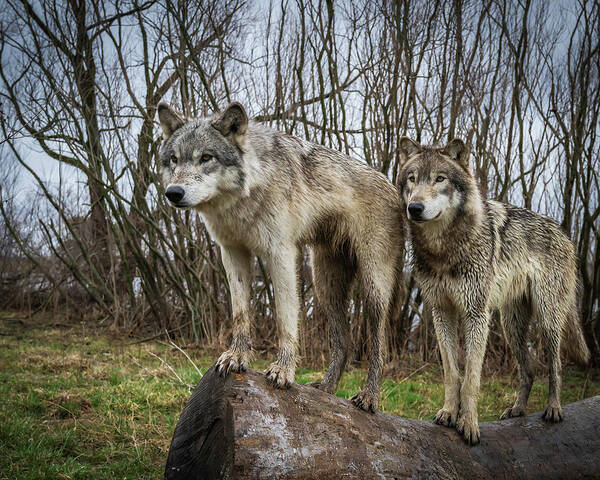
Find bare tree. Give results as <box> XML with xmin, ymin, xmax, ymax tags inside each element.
<box><xmin>1</xmin><ymin>0</ymin><xmax>598</xmax><ymax>367</ymax></box>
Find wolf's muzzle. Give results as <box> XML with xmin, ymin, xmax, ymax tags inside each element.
<box><xmin>408</xmin><ymin>202</ymin><xmax>425</xmax><ymax>220</ymax></box>
<box><xmin>166</xmin><ymin>186</ymin><xmax>185</xmax><ymax>204</ymax></box>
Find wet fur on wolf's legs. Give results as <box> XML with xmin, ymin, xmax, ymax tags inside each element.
<box><xmin>397</xmin><ymin>136</ymin><xmax>589</xmax><ymax>445</ymax></box>
<box><xmin>157</xmin><ymin>102</ymin><xmax>404</xmax><ymax>409</ymax></box>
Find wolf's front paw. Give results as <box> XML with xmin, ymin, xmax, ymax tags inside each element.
<box><xmin>434</xmin><ymin>408</ymin><xmax>458</xmax><ymax>427</ymax></box>
<box><xmin>500</xmin><ymin>405</ymin><xmax>525</xmax><ymax>420</ymax></box>
<box><xmin>542</xmin><ymin>404</ymin><xmax>563</xmax><ymax>423</ymax></box>
<box><xmin>266</xmin><ymin>362</ymin><xmax>294</xmax><ymax>389</ymax></box>
<box><xmin>216</xmin><ymin>349</ymin><xmax>250</xmax><ymax>377</ymax></box>
<box><xmin>351</xmin><ymin>390</ymin><xmax>379</xmax><ymax>413</ymax></box>
<box><xmin>456</xmin><ymin>412</ymin><xmax>480</xmax><ymax>446</ymax></box>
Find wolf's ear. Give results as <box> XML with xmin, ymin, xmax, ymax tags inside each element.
<box><xmin>399</xmin><ymin>137</ymin><xmax>422</xmax><ymax>163</ymax></box>
<box><xmin>442</xmin><ymin>138</ymin><xmax>469</xmax><ymax>169</ymax></box>
<box><xmin>157</xmin><ymin>102</ymin><xmax>185</xmax><ymax>140</ymax></box>
<box><xmin>211</xmin><ymin>102</ymin><xmax>248</xmax><ymax>141</ymax></box>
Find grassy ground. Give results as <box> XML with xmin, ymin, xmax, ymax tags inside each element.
<box><xmin>1</xmin><ymin>312</ymin><xmax>598</xmax><ymax>479</ymax></box>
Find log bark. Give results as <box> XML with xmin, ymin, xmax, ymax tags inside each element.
<box><xmin>165</xmin><ymin>367</ymin><xmax>600</xmax><ymax>479</ymax></box>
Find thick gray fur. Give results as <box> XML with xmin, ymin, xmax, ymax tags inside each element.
<box><xmin>157</xmin><ymin>102</ymin><xmax>405</xmax><ymax>412</ymax></box>
<box><xmin>397</xmin><ymin>137</ymin><xmax>590</xmax><ymax>445</ymax></box>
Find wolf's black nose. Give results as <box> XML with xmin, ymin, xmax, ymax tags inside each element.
<box><xmin>408</xmin><ymin>202</ymin><xmax>425</xmax><ymax>218</ymax></box>
<box><xmin>166</xmin><ymin>186</ymin><xmax>185</xmax><ymax>203</ymax></box>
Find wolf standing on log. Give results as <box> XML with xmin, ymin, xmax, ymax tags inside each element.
<box><xmin>156</xmin><ymin>102</ymin><xmax>404</xmax><ymax>412</ymax></box>
<box><xmin>397</xmin><ymin>137</ymin><xmax>590</xmax><ymax>445</ymax></box>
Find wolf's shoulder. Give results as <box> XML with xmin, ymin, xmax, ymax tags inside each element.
<box><xmin>486</xmin><ymin>199</ymin><xmax>567</xmax><ymax>239</ymax></box>
<box><xmin>492</xmin><ymin>200</ymin><xmax>559</xmax><ymax>225</ymax></box>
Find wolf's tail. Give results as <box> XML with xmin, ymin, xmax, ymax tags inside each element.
<box><xmin>564</xmin><ymin>307</ymin><xmax>591</xmax><ymax>366</ymax></box>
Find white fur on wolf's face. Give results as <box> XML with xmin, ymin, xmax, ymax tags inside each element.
<box><xmin>159</xmin><ymin>118</ymin><xmax>247</xmax><ymax>209</ymax></box>
<box><xmin>402</xmin><ymin>170</ymin><xmax>462</xmax><ymax>223</ymax></box>
<box><xmin>162</xmin><ymin>157</ymin><xmax>241</xmax><ymax>209</ymax></box>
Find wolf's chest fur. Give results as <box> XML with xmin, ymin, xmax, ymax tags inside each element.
<box><xmin>412</xmin><ymin>199</ymin><xmax>552</xmax><ymax>317</ymax></box>
<box><xmin>416</xmin><ymin>258</ymin><xmax>530</xmax><ymax>316</ymax></box>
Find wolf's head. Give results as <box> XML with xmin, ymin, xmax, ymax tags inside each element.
<box><xmin>397</xmin><ymin>137</ymin><xmax>474</xmax><ymax>225</ymax></box>
<box><xmin>156</xmin><ymin>102</ymin><xmax>249</xmax><ymax>209</ymax></box>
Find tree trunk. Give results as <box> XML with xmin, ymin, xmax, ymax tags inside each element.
<box><xmin>165</xmin><ymin>367</ymin><xmax>600</xmax><ymax>479</ymax></box>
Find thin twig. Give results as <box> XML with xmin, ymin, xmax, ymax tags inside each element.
<box><xmin>165</xmin><ymin>329</ymin><xmax>203</xmax><ymax>378</ymax></box>
<box><xmin>148</xmin><ymin>351</ymin><xmax>193</xmax><ymax>389</ymax></box>
<box><xmin>397</xmin><ymin>363</ymin><xmax>430</xmax><ymax>385</ymax></box>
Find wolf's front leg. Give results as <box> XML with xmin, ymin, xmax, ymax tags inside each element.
<box><xmin>216</xmin><ymin>246</ymin><xmax>253</xmax><ymax>376</ymax></box>
<box><xmin>432</xmin><ymin>307</ymin><xmax>461</xmax><ymax>428</ymax></box>
<box><xmin>457</xmin><ymin>311</ymin><xmax>490</xmax><ymax>446</ymax></box>
<box><xmin>265</xmin><ymin>248</ymin><xmax>299</xmax><ymax>389</ymax></box>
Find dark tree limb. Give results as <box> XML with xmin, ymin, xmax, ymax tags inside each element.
<box><xmin>165</xmin><ymin>367</ymin><xmax>600</xmax><ymax>479</ymax></box>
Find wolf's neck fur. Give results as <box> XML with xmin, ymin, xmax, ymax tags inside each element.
<box><xmin>410</xmin><ymin>186</ymin><xmax>485</xmax><ymax>261</ymax></box>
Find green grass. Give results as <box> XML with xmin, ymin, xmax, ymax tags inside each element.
<box><xmin>1</xmin><ymin>312</ymin><xmax>598</xmax><ymax>479</ymax></box>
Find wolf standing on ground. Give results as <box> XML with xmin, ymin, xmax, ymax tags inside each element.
<box><xmin>156</xmin><ymin>102</ymin><xmax>404</xmax><ymax>412</ymax></box>
<box><xmin>397</xmin><ymin>137</ymin><xmax>590</xmax><ymax>445</ymax></box>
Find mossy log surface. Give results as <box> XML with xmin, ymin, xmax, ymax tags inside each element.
<box><xmin>165</xmin><ymin>367</ymin><xmax>600</xmax><ymax>479</ymax></box>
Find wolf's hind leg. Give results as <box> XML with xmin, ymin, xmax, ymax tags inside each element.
<box><xmin>541</xmin><ymin>324</ymin><xmax>563</xmax><ymax>422</ymax></box>
<box><xmin>541</xmin><ymin>311</ymin><xmax>565</xmax><ymax>422</ymax></box>
<box><xmin>350</xmin><ymin>255</ymin><xmax>396</xmax><ymax>413</ymax></box>
<box><xmin>350</xmin><ymin>290</ymin><xmax>387</xmax><ymax>413</ymax></box>
<box><xmin>532</xmin><ymin>282</ymin><xmax>567</xmax><ymax>422</ymax></box>
<box><xmin>500</xmin><ymin>304</ymin><xmax>534</xmax><ymax>420</ymax></box>
<box><xmin>432</xmin><ymin>307</ymin><xmax>461</xmax><ymax>428</ymax></box>
<box><xmin>265</xmin><ymin>247</ymin><xmax>300</xmax><ymax>389</ymax></box>
<box><xmin>216</xmin><ymin>246</ymin><xmax>253</xmax><ymax>376</ymax></box>
<box><xmin>310</xmin><ymin>245</ymin><xmax>356</xmax><ymax>394</ymax></box>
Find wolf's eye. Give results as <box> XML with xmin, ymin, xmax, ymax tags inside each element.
<box><xmin>200</xmin><ymin>154</ymin><xmax>212</xmax><ymax>163</ymax></box>
<box><xmin>436</xmin><ymin>175</ymin><xmax>445</xmax><ymax>183</ymax></box>
<box><xmin>408</xmin><ymin>175</ymin><xmax>415</xmax><ymax>183</ymax></box>
<box><xmin>170</xmin><ymin>155</ymin><xmax>178</xmax><ymax>165</ymax></box>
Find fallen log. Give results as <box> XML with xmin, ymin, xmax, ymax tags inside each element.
<box><xmin>165</xmin><ymin>367</ymin><xmax>600</xmax><ymax>479</ymax></box>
